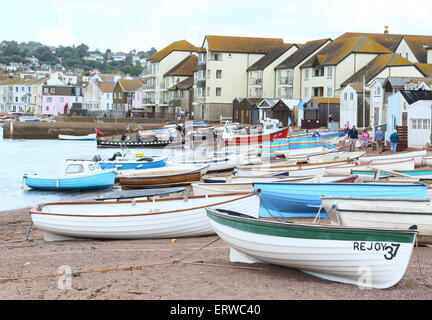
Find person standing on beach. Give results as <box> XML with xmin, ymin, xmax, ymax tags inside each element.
<box><xmin>390</xmin><ymin>130</ymin><xmax>400</xmax><ymax>154</ymax></box>
<box><xmin>375</xmin><ymin>127</ymin><xmax>384</xmax><ymax>154</ymax></box>
<box><xmin>361</xmin><ymin>129</ymin><xmax>370</xmax><ymax>150</ymax></box>
<box><xmin>347</xmin><ymin>125</ymin><xmax>358</xmax><ymax>152</ymax></box>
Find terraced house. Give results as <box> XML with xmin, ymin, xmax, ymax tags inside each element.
<box><xmin>194</xmin><ymin>35</ymin><xmax>286</xmax><ymax>121</ymax></box>
<box><xmin>143</xmin><ymin>40</ymin><xmax>203</xmax><ymax>117</ymax></box>
<box><xmin>274</xmin><ymin>38</ymin><xmax>332</xmax><ymax>100</ymax></box>
<box><xmin>112</xmin><ymin>78</ymin><xmax>145</xmax><ymax>115</ymax></box>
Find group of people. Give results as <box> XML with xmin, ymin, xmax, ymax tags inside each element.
<box><xmin>345</xmin><ymin>124</ymin><xmax>399</xmax><ymax>154</ymax></box>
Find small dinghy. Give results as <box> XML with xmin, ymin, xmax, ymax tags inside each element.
<box><xmin>29</xmin><ymin>193</ymin><xmax>260</xmax><ymax>241</ymax></box>
<box><xmin>58</xmin><ymin>133</ymin><xmax>97</xmax><ymax>141</ymax></box>
<box><xmin>206</xmin><ymin>208</ymin><xmax>417</xmax><ymax>289</ymax></box>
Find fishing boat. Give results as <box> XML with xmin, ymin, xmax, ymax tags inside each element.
<box><xmin>253</xmin><ymin>182</ymin><xmax>427</xmax><ymax>218</ymax></box>
<box><xmin>93</xmin><ymin>152</ymin><xmax>167</xmax><ymax>171</ymax></box>
<box><xmin>29</xmin><ymin>193</ymin><xmax>260</xmax><ymax>241</ymax></box>
<box><xmin>359</xmin><ymin>150</ymin><xmax>427</xmax><ymax>166</ymax></box>
<box><xmin>325</xmin><ymin>158</ymin><xmax>415</xmax><ymax>176</ymax></box>
<box><xmin>96</xmin><ymin>138</ymin><xmax>184</xmax><ymax>148</ymax></box>
<box><xmin>321</xmin><ymin>196</ymin><xmax>432</xmax><ymax>244</ymax></box>
<box><xmin>223</xmin><ymin>119</ymin><xmax>289</xmax><ymax>145</ymax></box>
<box><xmin>23</xmin><ymin>160</ymin><xmax>116</xmax><ymax>191</ymax></box>
<box><xmin>206</xmin><ymin>208</ymin><xmax>417</xmax><ymax>289</ymax></box>
<box><xmin>118</xmin><ymin>165</ymin><xmax>209</xmax><ymax>189</ymax></box>
<box><xmin>58</xmin><ymin>133</ymin><xmax>97</xmax><ymax>141</ymax></box>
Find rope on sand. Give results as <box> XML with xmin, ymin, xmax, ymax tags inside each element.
<box><xmin>0</xmin><ymin>237</ymin><xmax>263</xmax><ymax>283</ymax></box>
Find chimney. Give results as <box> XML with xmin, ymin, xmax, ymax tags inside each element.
<box><xmin>384</xmin><ymin>26</ymin><xmax>389</xmax><ymax>34</ymax></box>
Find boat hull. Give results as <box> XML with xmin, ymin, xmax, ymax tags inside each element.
<box><xmin>207</xmin><ymin>209</ymin><xmax>417</xmax><ymax>289</ymax></box>
<box><xmin>321</xmin><ymin>197</ymin><xmax>432</xmax><ymax>244</ymax></box>
<box><xmin>253</xmin><ymin>182</ymin><xmax>427</xmax><ymax>218</ymax></box>
<box><xmin>99</xmin><ymin>158</ymin><xmax>167</xmax><ymax>171</ymax></box>
<box><xmin>30</xmin><ymin>193</ymin><xmax>260</xmax><ymax>241</ymax></box>
<box><xmin>59</xmin><ymin>133</ymin><xmax>96</xmax><ymax>141</ymax></box>
<box><xmin>97</xmin><ymin>139</ymin><xmax>183</xmax><ymax>148</ymax></box>
<box><xmin>24</xmin><ymin>171</ymin><xmax>116</xmax><ymax>191</ymax></box>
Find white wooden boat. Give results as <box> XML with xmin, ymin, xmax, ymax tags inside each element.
<box><xmin>321</xmin><ymin>196</ymin><xmax>432</xmax><ymax>244</ymax></box>
<box><xmin>206</xmin><ymin>208</ymin><xmax>417</xmax><ymax>289</ymax></box>
<box><xmin>325</xmin><ymin>158</ymin><xmax>415</xmax><ymax>176</ymax></box>
<box><xmin>359</xmin><ymin>150</ymin><xmax>427</xmax><ymax>166</ymax></box>
<box><xmin>275</xmin><ymin>146</ymin><xmax>325</xmax><ymax>158</ymax></box>
<box><xmin>307</xmin><ymin>151</ymin><xmax>366</xmax><ymax>164</ymax></box>
<box><xmin>193</xmin><ymin>176</ymin><xmax>358</xmax><ymax>196</ymax></box>
<box><xmin>58</xmin><ymin>133</ymin><xmax>97</xmax><ymax>141</ymax></box>
<box><xmin>169</xmin><ymin>155</ymin><xmax>240</xmax><ymax>172</ymax></box>
<box><xmin>29</xmin><ymin>193</ymin><xmax>260</xmax><ymax>241</ymax></box>
<box><xmin>202</xmin><ymin>175</ymin><xmax>316</xmax><ymax>183</ymax></box>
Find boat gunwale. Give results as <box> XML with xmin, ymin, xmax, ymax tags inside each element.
<box><xmin>29</xmin><ymin>192</ymin><xmax>254</xmax><ymax>218</ymax></box>
<box><xmin>206</xmin><ymin>208</ymin><xmax>418</xmax><ymax>241</ymax></box>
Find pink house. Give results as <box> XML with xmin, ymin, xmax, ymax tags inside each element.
<box><xmin>42</xmin><ymin>85</ymin><xmax>83</xmax><ymax>116</ymax></box>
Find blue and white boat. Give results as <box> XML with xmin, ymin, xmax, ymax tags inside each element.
<box><xmin>253</xmin><ymin>182</ymin><xmax>428</xmax><ymax>218</ymax></box>
<box><xmin>23</xmin><ymin>160</ymin><xmax>116</xmax><ymax>191</ymax></box>
<box><xmin>94</xmin><ymin>152</ymin><xmax>167</xmax><ymax>171</ymax></box>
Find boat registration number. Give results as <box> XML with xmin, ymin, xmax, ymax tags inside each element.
<box><xmin>353</xmin><ymin>242</ymin><xmax>400</xmax><ymax>260</ymax></box>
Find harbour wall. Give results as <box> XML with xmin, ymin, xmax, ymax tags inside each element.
<box><xmin>2</xmin><ymin>121</ymin><xmax>165</xmax><ymax>139</ymax></box>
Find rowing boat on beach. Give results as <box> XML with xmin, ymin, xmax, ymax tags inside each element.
<box><xmin>325</xmin><ymin>158</ymin><xmax>415</xmax><ymax>176</ymax></box>
<box><xmin>359</xmin><ymin>150</ymin><xmax>427</xmax><ymax>166</ymax></box>
<box><xmin>29</xmin><ymin>193</ymin><xmax>260</xmax><ymax>241</ymax></box>
<box><xmin>253</xmin><ymin>182</ymin><xmax>427</xmax><ymax>218</ymax></box>
<box><xmin>321</xmin><ymin>196</ymin><xmax>432</xmax><ymax>244</ymax></box>
<box><xmin>206</xmin><ymin>208</ymin><xmax>417</xmax><ymax>289</ymax></box>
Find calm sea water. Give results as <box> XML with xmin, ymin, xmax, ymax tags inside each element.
<box><xmin>0</xmin><ymin>127</ymin><xmax>213</xmax><ymax>212</ymax></box>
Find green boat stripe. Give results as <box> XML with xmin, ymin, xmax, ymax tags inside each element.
<box><xmin>207</xmin><ymin>211</ymin><xmax>416</xmax><ymax>243</ymax></box>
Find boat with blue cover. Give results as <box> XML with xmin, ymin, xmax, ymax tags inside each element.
<box><xmin>253</xmin><ymin>182</ymin><xmax>428</xmax><ymax>218</ymax></box>
<box><xmin>23</xmin><ymin>160</ymin><xmax>116</xmax><ymax>191</ymax></box>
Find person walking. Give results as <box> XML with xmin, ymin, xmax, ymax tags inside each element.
<box><xmin>375</xmin><ymin>127</ymin><xmax>384</xmax><ymax>154</ymax></box>
<box><xmin>361</xmin><ymin>129</ymin><xmax>370</xmax><ymax>150</ymax></box>
<box><xmin>390</xmin><ymin>130</ymin><xmax>400</xmax><ymax>154</ymax></box>
<box><xmin>347</xmin><ymin>125</ymin><xmax>359</xmax><ymax>152</ymax></box>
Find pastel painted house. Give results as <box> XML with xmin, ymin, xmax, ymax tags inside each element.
<box><xmin>386</xmin><ymin>90</ymin><xmax>432</xmax><ymax>144</ymax></box>
<box><xmin>42</xmin><ymin>85</ymin><xmax>83</xmax><ymax>116</ymax></box>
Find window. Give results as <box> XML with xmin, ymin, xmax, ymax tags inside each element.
<box><xmin>327</xmin><ymin>86</ymin><xmax>333</xmax><ymax>97</ymax></box>
<box><xmin>50</xmin><ymin>88</ymin><xmax>55</xmax><ymax>94</ymax></box>
<box><xmin>304</xmin><ymin>69</ymin><xmax>309</xmax><ymax>80</ymax></box>
<box><xmin>350</xmin><ymin>93</ymin><xmax>354</xmax><ymax>100</ymax></box>
<box><xmin>216</xmin><ymin>70</ymin><xmax>222</xmax><ymax>79</ymax></box>
<box><xmin>44</xmin><ymin>88</ymin><xmax>48</xmax><ymax>94</ymax></box>
<box><xmin>46</xmin><ymin>106</ymin><xmax>49</xmax><ymax>111</ymax></box>
<box><xmin>216</xmin><ymin>87</ymin><xmax>222</xmax><ymax>96</ymax></box>
<box><xmin>119</xmin><ymin>92</ymin><xmax>122</xmax><ymax>99</ymax></box>
<box><xmin>314</xmin><ymin>67</ymin><xmax>324</xmax><ymax>77</ymax></box>
<box><xmin>66</xmin><ymin>164</ymin><xmax>84</xmax><ymax>174</ymax></box>
<box><xmin>304</xmin><ymin>87</ymin><xmax>309</xmax><ymax>97</ymax></box>
<box><xmin>15</xmin><ymin>87</ymin><xmax>18</xmax><ymax>92</ymax></box>
<box><xmin>213</xmin><ymin>53</ymin><xmax>220</xmax><ymax>61</ymax></box>
<box><xmin>114</xmin><ymin>92</ymin><xmax>117</xmax><ymax>99</ymax></box>
<box><xmin>88</xmin><ymin>164</ymin><xmax>95</xmax><ymax>171</ymax></box>
<box><xmin>375</xmin><ymin>87</ymin><xmax>381</xmax><ymax>96</ymax></box>
<box><xmin>327</xmin><ymin>67</ymin><xmax>333</xmax><ymax>78</ymax></box>
<box><xmin>15</xmin><ymin>97</ymin><xmax>18</xmax><ymax>102</ymax></box>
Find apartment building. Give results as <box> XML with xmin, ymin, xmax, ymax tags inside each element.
<box><xmin>194</xmin><ymin>35</ymin><xmax>286</xmax><ymax>121</ymax></box>
<box><xmin>274</xmin><ymin>38</ymin><xmax>332</xmax><ymax>100</ymax></box>
<box><xmin>143</xmin><ymin>40</ymin><xmax>202</xmax><ymax>115</ymax></box>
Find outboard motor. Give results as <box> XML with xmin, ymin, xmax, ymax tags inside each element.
<box><xmin>109</xmin><ymin>152</ymin><xmax>122</xmax><ymax>161</ymax></box>
<box><xmin>91</xmin><ymin>155</ymin><xmax>102</xmax><ymax>162</ymax></box>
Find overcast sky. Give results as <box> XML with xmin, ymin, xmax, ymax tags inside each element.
<box><xmin>2</xmin><ymin>0</ymin><xmax>432</xmax><ymax>53</ymax></box>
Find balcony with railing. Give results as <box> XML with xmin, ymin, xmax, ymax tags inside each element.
<box><xmin>248</xmin><ymin>78</ymin><xmax>263</xmax><ymax>87</ymax></box>
<box><xmin>278</xmin><ymin>76</ymin><xmax>293</xmax><ymax>86</ymax></box>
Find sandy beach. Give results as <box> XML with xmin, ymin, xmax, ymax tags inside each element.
<box><xmin>1</xmin><ymin>207</ymin><xmax>432</xmax><ymax>300</ymax></box>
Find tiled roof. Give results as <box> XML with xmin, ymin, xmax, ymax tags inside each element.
<box><xmin>163</xmin><ymin>55</ymin><xmax>198</xmax><ymax>77</ymax></box>
<box><xmin>148</xmin><ymin>40</ymin><xmax>202</xmax><ymax>62</ymax></box>
<box><xmin>340</xmin><ymin>32</ymin><xmax>403</xmax><ymax>52</ymax></box>
<box><xmin>118</xmin><ymin>79</ymin><xmax>145</xmax><ymax>92</ymax></box>
<box><xmin>247</xmin><ymin>44</ymin><xmax>296</xmax><ymax>71</ymax></box>
<box><xmin>405</xmin><ymin>36</ymin><xmax>432</xmax><ymax>62</ymax></box>
<box><xmin>312</xmin><ymin>97</ymin><xmax>340</xmax><ymax>104</ymax></box>
<box><xmin>301</xmin><ymin>36</ymin><xmax>392</xmax><ymax>68</ymax></box>
<box><xmin>341</xmin><ymin>53</ymin><xmax>414</xmax><ymax>87</ymax></box>
<box><xmin>205</xmin><ymin>35</ymin><xmax>285</xmax><ymax>54</ymax></box>
<box><xmin>383</xmin><ymin>76</ymin><xmax>432</xmax><ymax>89</ymax></box>
<box><xmin>168</xmin><ymin>76</ymin><xmax>194</xmax><ymax>91</ymax></box>
<box><xmin>98</xmin><ymin>82</ymin><xmax>116</xmax><ymax>92</ymax></box>
<box><xmin>400</xmin><ymin>90</ymin><xmax>432</xmax><ymax>104</ymax></box>
<box><xmin>415</xmin><ymin>64</ymin><xmax>432</xmax><ymax>77</ymax></box>
<box><xmin>275</xmin><ymin>38</ymin><xmax>331</xmax><ymax>70</ymax></box>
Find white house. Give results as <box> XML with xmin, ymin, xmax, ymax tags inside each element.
<box><xmin>339</xmin><ymin>83</ymin><xmax>370</xmax><ymax>128</ymax></box>
<box><xmin>408</xmin><ymin>100</ymin><xmax>432</xmax><ymax>148</ymax></box>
